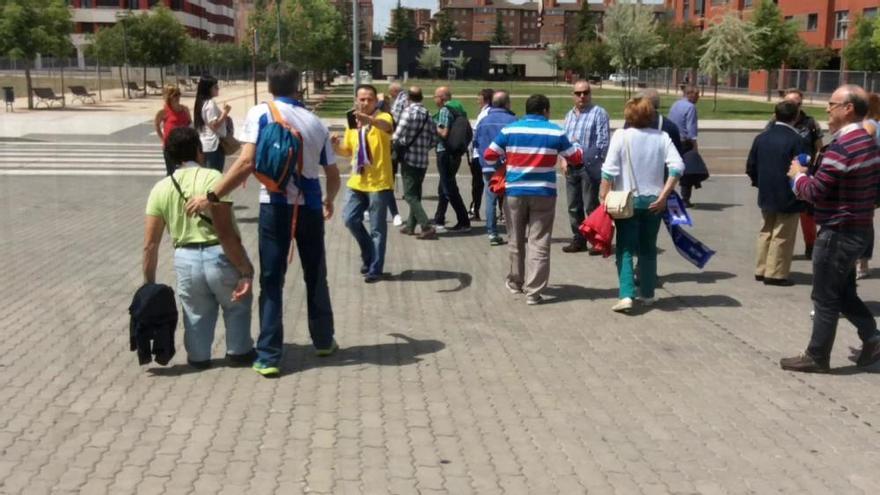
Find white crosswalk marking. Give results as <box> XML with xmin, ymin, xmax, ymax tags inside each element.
<box><xmin>0</xmin><ymin>141</ymin><xmax>166</xmax><ymax>176</ymax></box>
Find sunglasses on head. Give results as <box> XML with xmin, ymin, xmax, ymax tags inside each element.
<box><xmin>573</xmin><ymin>90</ymin><xmax>591</xmax><ymax>97</ymax></box>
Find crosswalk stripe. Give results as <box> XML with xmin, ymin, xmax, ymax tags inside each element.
<box><xmin>0</xmin><ymin>142</ymin><xmax>165</xmax><ymax>175</ymax></box>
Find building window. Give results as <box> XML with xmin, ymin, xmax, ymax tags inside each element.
<box><xmin>806</xmin><ymin>13</ymin><xmax>818</xmax><ymax>31</ymax></box>
<box><xmin>683</xmin><ymin>0</ymin><xmax>690</xmax><ymax>20</ymax></box>
<box><xmin>865</xmin><ymin>8</ymin><xmax>878</xmax><ymax>19</ymax></box>
<box><xmin>834</xmin><ymin>10</ymin><xmax>848</xmax><ymax>40</ymax></box>
<box><xmin>744</xmin><ymin>0</ymin><xmax>752</xmax><ymax>7</ymax></box>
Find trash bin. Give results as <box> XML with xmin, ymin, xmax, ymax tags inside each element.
<box><xmin>2</xmin><ymin>87</ymin><xmax>13</xmax><ymax>112</ymax></box>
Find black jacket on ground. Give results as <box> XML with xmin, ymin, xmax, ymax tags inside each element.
<box><xmin>746</xmin><ymin>122</ymin><xmax>808</xmax><ymax>214</ymax></box>
<box><xmin>129</xmin><ymin>283</ymin><xmax>177</xmax><ymax>365</ymax></box>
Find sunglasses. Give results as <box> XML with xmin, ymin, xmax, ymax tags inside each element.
<box><xmin>573</xmin><ymin>91</ymin><xmax>591</xmax><ymax>97</ymax></box>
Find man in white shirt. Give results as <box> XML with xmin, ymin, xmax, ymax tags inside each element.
<box><xmin>468</xmin><ymin>88</ymin><xmax>493</xmax><ymax>221</ymax></box>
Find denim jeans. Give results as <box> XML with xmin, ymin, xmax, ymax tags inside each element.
<box><xmin>482</xmin><ymin>171</ymin><xmax>501</xmax><ymax>237</ymax></box>
<box><xmin>565</xmin><ymin>165</ymin><xmax>600</xmax><ymax>243</ymax></box>
<box><xmin>204</xmin><ymin>149</ymin><xmax>225</xmax><ymax>172</ymax></box>
<box><xmin>174</xmin><ymin>245</ymin><xmax>253</xmax><ymax>362</ymax></box>
<box><xmin>807</xmin><ymin>228</ymin><xmax>880</xmax><ymax>361</ymax></box>
<box><xmin>258</xmin><ymin>203</ymin><xmax>335</xmax><ymax>366</ymax></box>
<box><xmin>433</xmin><ymin>151</ymin><xmax>469</xmax><ymax>226</ymax></box>
<box><xmin>343</xmin><ymin>188</ymin><xmax>393</xmax><ymax>277</ymax></box>
<box><xmin>614</xmin><ymin>208</ymin><xmax>662</xmax><ymax>299</ymax></box>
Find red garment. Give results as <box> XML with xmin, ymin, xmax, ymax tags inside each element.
<box><xmin>800</xmin><ymin>211</ymin><xmax>816</xmax><ymax>247</ymax></box>
<box><xmin>579</xmin><ymin>205</ymin><xmax>615</xmax><ymax>258</ymax></box>
<box><xmin>161</xmin><ymin>104</ymin><xmax>191</xmax><ymax>145</ymax></box>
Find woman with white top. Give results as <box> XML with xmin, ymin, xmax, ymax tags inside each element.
<box><xmin>599</xmin><ymin>97</ymin><xmax>685</xmax><ymax>312</ymax></box>
<box><xmin>856</xmin><ymin>93</ymin><xmax>880</xmax><ymax>279</ymax></box>
<box><xmin>194</xmin><ymin>75</ymin><xmax>230</xmax><ymax>172</ymax></box>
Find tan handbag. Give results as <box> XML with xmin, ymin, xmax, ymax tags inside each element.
<box><xmin>219</xmin><ymin>117</ymin><xmax>241</xmax><ymax>155</ymax></box>
<box><xmin>604</xmin><ymin>133</ymin><xmax>637</xmax><ymax>220</ymax></box>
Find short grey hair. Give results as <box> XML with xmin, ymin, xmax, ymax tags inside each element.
<box><xmin>636</xmin><ymin>88</ymin><xmax>660</xmax><ymax>109</ymax></box>
<box><xmin>840</xmin><ymin>84</ymin><xmax>869</xmax><ymax>118</ymax></box>
<box><xmin>491</xmin><ymin>90</ymin><xmax>510</xmax><ymax>109</ymax></box>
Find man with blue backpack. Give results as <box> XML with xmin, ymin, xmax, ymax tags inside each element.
<box><xmin>186</xmin><ymin>63</ymin><xmax>341</xmax><ymax>377</ymax></box>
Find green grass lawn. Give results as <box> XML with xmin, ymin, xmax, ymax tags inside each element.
<box><xmin>319</xmin><ymin>80</ymin><xmax>826</xmax><ymax>122</ymax></box>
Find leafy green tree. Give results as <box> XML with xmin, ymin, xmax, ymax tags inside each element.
<box><xmin>417</xmin><ymin>44</ymin><xmax>442</xmax><ymax>79</ymax></box>
<box><xmin>450</xmin><ymin>52</ymin><xmax>471</xmax><ymax>79</ymax></box>
<box><xmin>562</xmin><ymin>40</ymin><xmax>611</xmax><ymax>80</ymax></box>
<box><xmin>699</xmin><ymin>13</ymin><xmax>757</xmax><ymax>110</ymax></box>
<box><xmin>843</xmin><ymin>15</ymin><xmax>880</xmax><ymax>71</ymax></box>
<box><xmin>432</xmin><ymin>10</ymin><xmax>458</xmax><ymax>44</ymax></box>
<box><xmin>137</xmin><ymin>6</ymin><xmax>189</xmax><ymax>86</ymax></box>
<box><xmin>787</xmin><ymin>40</ymin><xmax>834</xmax><ymax>70</ymax></box>
<box><xmin>0</xmin><ymin>0</ymin><xmax>73</xmax><ymax>109</ymax></box>
<box><xmin>750</xmin><ymin>0</ymin><xmax>800</xmax><ymax>100</ymax></box>
<box><xmin>386</xmin><ymin>1</ymin><xmax>416</xmax><ymax>44</ymax></box>
<box><xmin>490</xmin><ymin>11</ymin><xmax>510</xmax><ymax>45</ymax></box>
<box><xmin>653</xmin><ymin>20</ymin><xmax>702</xmax><ymax>81</ymax></box>
<box><xmin>544</xmin><ymin>43</ymin><xmax>563</xmax><ymax>84</ymax></box>
<box><xmin>85</xmin><ymin>25</ymin><xmax>129</xmax><ymax>97</ymax></box>
<box><xmin>601</xmin><ymin>3</ymin><xmax>664</xmax><ymax>97</ymax></box>
<box><xmin>571</xmin><ymin>2</ymin><xmax>600</xmax><ymax>44</ymax></box>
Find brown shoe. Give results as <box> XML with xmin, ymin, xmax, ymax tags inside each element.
<box><xmin>416</xmin><ymin>227</ymin><xmax>438</xmax><ymax>240</ymax></box>
<box><xmin>399</xmin><ymin>226</ymin><xmax>415</xmax><ymax>235</ymax></box>
<box><xmin>780</xmin><ymin>353</ymin><xmax>830</xmax><ymax>373</ymax></box>
<box><xmin>562</xmin><ymin>241</ymin><xmax>587</xmax><ymax>253</ymax></box>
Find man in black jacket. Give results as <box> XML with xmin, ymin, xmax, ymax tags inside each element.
<box><xmin>747</xmin><ymin>101</ymin><xmax>808</xmax><ymax>286</ymax></box>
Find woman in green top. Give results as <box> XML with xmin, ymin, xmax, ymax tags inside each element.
<box><xmin>143</xmin><ymin>127</ymin><xmax>255</xmax><ymax>369</ymax></box>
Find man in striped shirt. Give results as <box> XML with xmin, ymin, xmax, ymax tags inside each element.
<box><xmin>484</xmin><ymin>94</ymin><xmax>583</xmax><ymax>305</ymax></box>
<box><xmin>781</xmin><ymin>85</ymin><xmax>880</xmax><ymax>373</ymax></box>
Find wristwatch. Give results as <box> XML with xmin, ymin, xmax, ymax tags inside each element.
<box><xmin>206</xmin><ymin>191</ymin><xmax>220</xmax><ymax>203</ymax></box>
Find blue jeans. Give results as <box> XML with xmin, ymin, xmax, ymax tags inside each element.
<box><xmin>343</xmin><ymin>189</ymin><xmax>393</xmax><ymax>277</ymax></box>
<box><xmin>173</xmin><ymin>245</ymin><xmax>253</xmax><ymax>362</ymax></box>
<box><xmin>204</xmin><ymin>149</ymin><xmax>225</xmax><ymax>172</ymax></box>
<box><xmin>483</xmin><ymin>171</ymin><xmax>500</xmax><ymax>236</ymax></box>
<box><xmin>258</xmin><ymin>203</ymin><xmax>335</xmax><ymax>366</ymax></box>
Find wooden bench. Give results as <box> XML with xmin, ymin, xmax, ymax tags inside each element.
<box><xmin>178</xmin><ymin>78</ymin><xmax>193</xmax><ymax>91</ymax></box>
<box><xmin>69</xmin><ymin>85</ymin><xmax>96</xmax><ymax>104</ymax></box>
<box><xmin>32</xmin><ymin>87</ymin><xmax>64</xmax><ymax>108</ymax></box>
<box><xmin>146</xmin><ymin>80</ymin><xmax>163</xmax><ymax>95</ymax></box>
<box><xmin>127</xmin><ymin>81</ymin><xmax>147</xmax><ymax>97</ymax></box>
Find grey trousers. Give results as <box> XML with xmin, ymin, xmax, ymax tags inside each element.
<box><xmin>506</xmin><ymin>195</ymin><xmax>556</xmax><ymax>297</ymax></box>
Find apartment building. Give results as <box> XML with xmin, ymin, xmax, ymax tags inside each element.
<box><xmin>330</xmin><ymin>0</ymin><xmax>374</xmax><ymax>48</ymax></box>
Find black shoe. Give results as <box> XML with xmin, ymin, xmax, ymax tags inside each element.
<box><xmin>447</xmin><ymin>223</ymin><xmax>471</xmax><ymax>233</ymax></box>
<box><xmin>755</xmin><ymin>275</ymin><xmax>765</xmax><ymax>282</ymax></box>
<box><xmin>684</xmin><ymin>200</ymin><xmax>695</xmax><ymax>208</ymax></box>
<box><xmin>780</xmin><ymin>353</ymin><xmax>829</xmax><ymax>373</ymax></box>
<box><xmin>857</xmin><ymin>338</ymin><xmax>880</xmax><ymax>368</ymax></box>
<box><xmin>364</xmin><ymin>273</ymin><xmax>381</xmax><ymax>283</ymax></box>
<box><xmin>188</xmin><ymin>359</ymin><xmax>212</xmax><ymax>370</ymax></box>
<box><xmin>763</xmin><ymin>277</ymin><xmax>794</xmax><ymax>287</ymax></box>
<box><xmin>360</xmin><ymin>265</ymin><xmax>369</xmax><ymax>275</ymax></box>
<box><xmin>805</xmin><ymin>245</ymin><xmax>813</xmax><ymax>260</ymax></box>
<box><xmin>562</xmin><ymin>241</ymin><xmax>587</xmax><ymax>253</ymax></box>
<box><xmin>588</xmin><ymin>248</ymin><xmax>602</xmax><ymax>256</ymax></box>
<box><xmin>226</xmin><ymin>349</ymin><xmax>257</xmax><ymax>367</ymax></box>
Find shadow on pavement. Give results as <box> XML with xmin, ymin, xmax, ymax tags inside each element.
<box><xmin>236</xmin><ymin>216</ymin><xmax>259</xmax><ymax>224</ymax></box>
<box><xmin>651</xmin><ymin>294</ymin><xmax>742</xmax><ymax>312</ymax></box>
<box><xmin>280</xmin><ymin>333</ymin><xmax>445</xmax><ymax>375</ymax></box>
<box><xmin>541</xmin><ymin>284</ymin><xmax>618</xmax><ymax>304</ymax></box>
<box><xmin>661</xmin><ymin>271</ymin><xmax>736</xmax><ymax>284</ymax></box>
<box><xmin>788</xmin><ymin>271</ymin><xmax>813</xmax><ymax>285</ymax></box>
<box><xmin>146</xmin><ymin>358</ymin><xmax>246</xmax><ymax>377</ymax></box>
<box><xmin>387</xmin><ymin>269</ymin><xmax>472</xmax><ymax>292</ymax></box>
<box><xmin>689</xmin><ymin>202</ymin><xmax>741</xmax><ymax>211</ymax></box>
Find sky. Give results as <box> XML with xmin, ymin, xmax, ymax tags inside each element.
<box><xmin>373</xmin><ymin>0</ymin><xmax>437</xmax><ymax>35</ymax></box>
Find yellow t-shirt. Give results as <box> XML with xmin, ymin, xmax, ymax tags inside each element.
<box><xmin>145</xmin><ymin>164</ymin><xmax>238</xmax><ymax>246</ymax></box>
<box><xmin>343</xmin><ymin>111</ymin><xmax>394</xmax><ymax>192</ymax></box>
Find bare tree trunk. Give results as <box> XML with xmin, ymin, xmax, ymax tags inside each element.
<box><xmin>713</xmin><ymin>79</ymin><xmax>718</xmax><ymax>112</ymax></box>
<box><xmin>60</xmin><ymin>64</ymin><xmax>66</xmax><ymax>108</ymax></box>
<box><xmin>160</xmin><ymin>67</ymin><xmax>165</xmax><ymax>87</ymax></box>
<box><xmin>25</xmin><ymin>64</ymin><xmax>34</xmax><ymax>110</ymax></box>
<box><xmin>119</xmin><ymin>66</ymin><xmax>126</xmax><ymax>99</ymax></box>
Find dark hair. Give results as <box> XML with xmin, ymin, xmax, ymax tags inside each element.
<box><xmin>479</xmin><ymin>88</ymin><xmax>493</xmax><ymax>105</ymax></box>
<box><xmin>356</xmin><ymin>84</ymin><xmax>378</xmax><ymax>97</ymax></box>
<box><xmin>525</xmin><ymin>94</ymin><xmax>550</xmax><ymax>116</ymax></box>
<box><xmin>783</xmin><ymin>88</ymin><xmax>803</xmax><ymax>99</ymax></box>
<box><xmin>408</xmin><ymin>87</ymin><xmax>423</xmax><ymax>103</ymax></box>
<box><xmin>844</xmin><ymin>88</ymin><xmax>869</xmax><ymax>119</ymax></box>
<box><xmin>165</xmin><ymin>127</ymin><xmax>202</xmax><ymax>168</ymax></box>
<box><xmin>193</xmin><ymin>75</ymin><xmax>218</xmax><ymax>131</ymax></box>
<box><xmin>774</xmin><ymin>100</ymin><xmax>799</xmax><ymax>124</ymax></box>
<box><xmin>267</xmin><ymin>62</ymin><xmax>299</xmax><ymax>96</ymax></box>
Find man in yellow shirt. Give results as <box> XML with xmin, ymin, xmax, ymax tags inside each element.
<box><xmin>332</xmin><ymin>84</ymin><xmax>395</xmax><ymax>283</ymax></box>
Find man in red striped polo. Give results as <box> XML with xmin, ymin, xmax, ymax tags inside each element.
<box><xmin>781</xmin><ymin>85</ymin><xmax>880</xmax><ymax>373</ymax></box>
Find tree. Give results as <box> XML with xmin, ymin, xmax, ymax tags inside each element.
<box><xmin>417</xmin><ymin>44</ymin><xmax>442</xmax><ymax>79</ymax></box>
<box><xmin>432</xmin><ymin>10</ymin><xmax>458</xmax><ymax>44</ymax></box>
<box><xmin>0</xmin><ymin>0</ymin><xmax>73</xmax><ymax>109</ymax></box>
<box><xmin>601</xmin><ymin>3</ymin><xmax>664</xmax><ymax>98</ymax></box>
<box><xmin>571</xmin><ymin>2</ymin><xmax>601</xmax><ymax>44</ymax></box>
<box><xmin>653</xmin><ymin>20</ymin><xmax>702</xmax><ymax>87</ymax></box>
<box><xmin>490</xmin><ymin>11</ymin><xmax>510</xmax><ymax>45</ymax></box>
<box><xmin>544</xmin><ymin>43</ymin><xmax>563</xmax><ymax>84</ymax></box>
<box><xmin>751</xmin><ymin>0</ymin><xmax>800</xmax><ymax>100</ymax></box>
<box><xmin>787</xmin><ymin>40</ymin><xmax>835</xmax><ymax>70</ymax></box>
<box><xmin>137</xmin><ymin>6</ymin><xmax>189</xmax><ymax>86</ymax></box>
<box><xmin>386</xmin><ymin>1</ymin><xmax>416</xmax><ymax>44</ymax></box>
<box><xmin>699</xmin><ymin>13</ymin><xmax>757</xmax><ymax>110</ymax></box>
<box><xmin>450</xmin><ymin>52</ymin><xmax>471</xmax><ymax>79</ymax></box>
<box><xmin>843</xmin><ymin>15</ymin><xmax>880</xmax><ymax>71</ymax></box>
<box><xmin>562</xmin><ymin>40</ymin><xmax>611</xmax><ymax>80</ymax></box>
<box><xmin>86</xmin><ymin>24</ymin><xmax>129</xmax><ymax>98</ymax></box>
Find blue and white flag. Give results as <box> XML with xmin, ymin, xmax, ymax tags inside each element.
<box><xmin>662</xmin><ymin>198</ymin><xmax>714</xmax><ymax>269</ymax></box>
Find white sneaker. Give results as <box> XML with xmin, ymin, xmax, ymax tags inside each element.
<box><xmin>526</xmin><ymin>294</ymin><xmax>543</xmax><ymax>306</ymax></box>
<box><xmin>392</xmin><ymin>214</ymin><xmax>403</xmax><ymax>227</ymax></box>
<box><xmin>612</xmin><ymin>298</ymin><xmax>634</xmax><ymax>312</ymax></box>
<box><xmin>640</xmin><ymin>297</ymin><xmax>656</xmax><ymax>306</ymax></box>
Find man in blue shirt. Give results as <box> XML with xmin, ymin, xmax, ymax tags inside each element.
<box><xmin>562</xmin><ymin>80</ymin><xmax>610</xmax><ymax>254</ymax></box>
<box><xmin>667</xmin><ymin>85</ymin><xmax>700</xmax><ymax>206</ymax></box>
<box><xmin>473</xmin><ymin>90</ymin><xmax>517</xmax><ymax>246</ymax></box>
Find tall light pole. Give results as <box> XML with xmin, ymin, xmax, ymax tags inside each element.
<box><xmin>276</xmin><ymin>0</ymin><xmax>283</xmax><ymax>62</ymax></box>
<box><xmin>353</xmin><ymin>0</ymin><xmax>360</xmax><ymax>96</ymax></box>
<box><xmin>115</xmin><ymin>9</ymin><xmax>132</xmax><ymax>99</ymax></box>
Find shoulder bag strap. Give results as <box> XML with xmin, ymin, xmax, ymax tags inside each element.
<box><xmin>170</xmin><ymin>171</ymin><xmax>213</xmax><ymax>226</ymax></box>
<box><xmin>622</xmin><ymin>132</ymin><xmax>639</xmax><ymax>195</ymax></box>
<box><xmin>405</xmin><ymin>108</ymin><xmax>430</xmax><ymax>148</ymax></box>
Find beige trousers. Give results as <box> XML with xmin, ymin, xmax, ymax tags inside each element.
<box><xmin>755</xmin><ymin>211</ymin><xmax>799</xmax><ymax>280</ymax></box>
<box><xmin>506</xmin><ymin>196</ymin><xmax>556</xmax><ymax>297</ymax></box>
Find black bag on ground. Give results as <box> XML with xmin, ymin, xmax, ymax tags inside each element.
<box><xmin>680</xmin><ymin>150</ymin><xmax>710</xmax><ymax>188</ymax></box>
<box><xmin>443</xmin><ymin>106</ymin><xmax>473</xmax><ymax>156</ymax></box>
<box><xmin>129</xmin><ymin>283</ymin><xmax>178</xmax><ymax>366</ymax></box>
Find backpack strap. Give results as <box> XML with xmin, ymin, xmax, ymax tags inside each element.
<box><xmin>266</xmin><ymin>100</ymin><xmax>307</xmax><ymax>265</ymax></box>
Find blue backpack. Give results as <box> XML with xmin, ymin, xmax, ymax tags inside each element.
<box><xmin>254</xmin><ymin>101</ymin><xmax>303</xmax><ymax>194</ymax></box>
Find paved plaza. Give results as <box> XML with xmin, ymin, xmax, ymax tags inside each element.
<box><xmin>1</xmin><ymin>158</ymin><xmax>880</xmax><ymax>494</ymax></box>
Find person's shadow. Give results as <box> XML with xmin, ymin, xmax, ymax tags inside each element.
<box><xmin>540</xmin><ymin>284</ymin><xmax>618</xmax><ymax>304</ymax></box>
<box><xmin>280</xmin><ymin>333</ymin><xmax>445</xmax><ymax>376</ymax></box>
<box><xmin>386</xmin><ymin>269</ymin><xmax>472</xmax><ymax>293</ymax></box>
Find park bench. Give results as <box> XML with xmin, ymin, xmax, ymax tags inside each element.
<box><xmin>178</xmin><ymin>78</ymin><xmax>193</xmax><ymax>91</ymax></box>
<box><xmin>127</xmin><ymin>81</ymin><xmax>147</xmax><ymax>97</ymax></box>
<box><xmin>588</xmin><ymin>76</ymin><xmax>602</xmax><ymax>85</ymax></box>
<box><xmin>32</xmin><ymin>87</ymin><xmax>64</xmax><ymax>108</ymax></box>
<box><xmin>146</xmin><ymin>80</ymin><xmax>163</xmax><ymax>95</ymax></box>
<box><xmin>69</xmin><ymin>85</ymin><xmax>96</xmax><ymax>104</ymax></box>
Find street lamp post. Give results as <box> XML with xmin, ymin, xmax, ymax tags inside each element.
<box><xmin>115</xmin><ymin>9</ymin><xmax>132</xmax><ymax>99</ymax></box>
<box><xmin>353</xmin><ymin>0</ymin><xmax>359</xmax><ymax>96</ymax></box>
